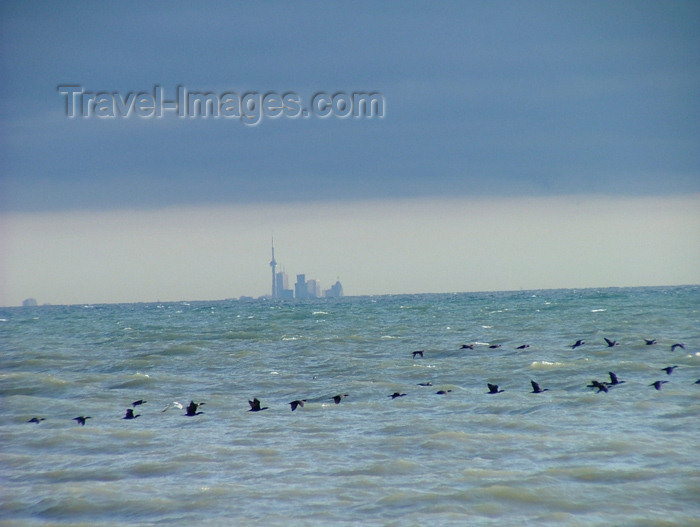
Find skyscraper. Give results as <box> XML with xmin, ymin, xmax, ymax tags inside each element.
<box><xmin>295</xmin><ymin>274</ymin><xmax>307</xmax><ymax>299</ymax></box>
<box><xmin>324</xmin><ymin>280</ymin><xmax>343</xmax><ymax>298</ymax></box>
<box><xmin>270</xmin><ymin>238</ymin><xmax>277</xmax><ymax>298</ymax></box>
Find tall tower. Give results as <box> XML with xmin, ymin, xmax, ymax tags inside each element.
<box><xmin>270</xmin><ymin>237</ymin><xmax>277</xmax><ymax>298</ymax></box>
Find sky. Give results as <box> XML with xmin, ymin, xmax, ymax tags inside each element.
<box><xmin>1</xmin><ymin>1</ymin><xmax>699</xmax><ymax>305</ymax></box>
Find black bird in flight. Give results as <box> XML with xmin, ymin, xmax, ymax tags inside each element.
<box><xmin>487</xmin><ymin>383</ymin><xmax>504</xmax><ymax>394</ymax></box>
<box><xmin>123</xmin><ymin>408</ymin><xmax>140</xmax><ymax>419</ymax></box>
<box><xmin>132</xmin><ymin>400</ymin><xmax>147</xmax><ymax>407</ymax></box>
<box><xmin>516</xmin><ymin>344</ymin><xmax>530</xmax><ymax>350</ymax></box>
<box><xmin>186</xmin><ymin>400</ymin><xmax>204</xmax><ymax>416</ymax></box>
<box><xmin>73</xmin><ymin>416</ymin><xmax>91</xmax><ymax>426</ymax></box>
<box><xmin>332</xmin><ymin>394</ymin><xmax>349</xmax><ymax>404</ymax></box>
<box><xmin>671</xmin><ymin>343</ymin><xmax>685</xmax><ymax>351</ymax></box>
<box><xmin>571</xmin><ymin>340</ymin><xmax>585</xmax><ymax>349</ymax></box>
<box><xmin>460</xmin><ymin>344</ymin><xmax>474</xmax><ymax>350</ymax></box>
<box><xmin>604</xmin><ymin>338</ymin><xmax>619</xmax><ymax>347</ymax></box>
<box><xmin>650</xmin><ymin>380</ymin><xmax>668</xmax><ymax>390</ymax></box>
<box><xmin>27</xmin><ymin>417</ymin><xmax>45</xmax><ymax>423</ymax></box>
<box><xmin>662</xmin><ymin>366</ymin><xmax>678</xmax><ymax>375</ymax></box>
<box><xmin>412</xmin><ymin>350</ymin><xmax>424</xmax><ymax>358</ymax></box>
<box><xmin>530</xmin><ymin>380</ymin><xmax>548</xmax><ymax>393</ymax></box>
<box><xmin>388</xmin><ymin>392</ymin><xmax>406</xmax><ymax>399</ymax></box>
<box><xmin>248</xmin><ymin>398</ymin><xmax>268</xmax><ymax>412</ymax></box>
<box><xmin>587</xmin><ymin>380</ymin><xmax>608</xmax><ymax>393</ymax></box>
<box><xmin>644</xmin><ymin>339</ymin><xmax>657</xmax><ymax>345</ymax></box>
<box><xmin>608</xmin><ymin>371</ymin><xmax>625</xmax><ymax>385</ymax></box>
<box><xmin>289</xmin><ymin>400</ymin><xmax>306</xmax><ymax>411</ymax></box>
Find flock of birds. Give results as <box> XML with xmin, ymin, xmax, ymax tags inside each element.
<box><xmin>25</xmin><ymin>337</ymin><xmax>697</xmax><ymax>425</ymax></box>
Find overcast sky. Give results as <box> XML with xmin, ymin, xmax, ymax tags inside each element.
<box><xmin>1</xmin><ymin>1</ymin><xmax>699</xmax><ymax>305</ymax></box>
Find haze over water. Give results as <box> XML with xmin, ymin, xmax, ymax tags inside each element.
<box><xmin>2</xmin><ymin>286</ymin><xmax>699</xmax><ymax>526</ymax></box>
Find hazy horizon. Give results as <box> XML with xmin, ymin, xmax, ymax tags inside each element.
<box><xmin>3</xmin><ymin>193</ymin><xmax>698</xmax><ymax>306</ymax></box>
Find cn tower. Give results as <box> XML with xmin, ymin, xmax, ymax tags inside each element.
<box><xmin>270</xmin><ymin>237</ymin><xmax>277</xmax><ymax>298</ymax></box>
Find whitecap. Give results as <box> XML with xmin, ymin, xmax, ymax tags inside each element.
<box><xmin>591</xmin><ymin>309</ymin><xmax>607</xmax><ymax>313</ymax></box>
<box><xmin>530</xmin><ymin>360</ymin><xmax>564</xmax><ymax>369</ymax></box>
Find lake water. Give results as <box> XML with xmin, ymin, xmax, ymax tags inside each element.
<box><xmin>1</xmin><ymin>286</ymin><xmax>699</xmax><ymax>526</ymax></box>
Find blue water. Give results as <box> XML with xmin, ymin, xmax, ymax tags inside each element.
<box><xmin>1</xmin><ymin>287</ymin><xmax>699</xmax><ymax>526</ymax></box>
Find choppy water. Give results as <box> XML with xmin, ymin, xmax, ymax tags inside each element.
<box><xmin>1</xmin><ymin>287</ymin><xmax>699</xmax><ymax>526</ymax></box>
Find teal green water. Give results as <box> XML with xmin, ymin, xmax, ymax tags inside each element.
<box><xmin>1</xmin><ymin>287</ymin><xmax>699</xmax><ymax>526</ymax></box>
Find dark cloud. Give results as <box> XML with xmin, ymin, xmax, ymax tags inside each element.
<box><xmin>1</xmin><ymin>1</ymin><xmax>699</xmax><ymax>212</ymax></box>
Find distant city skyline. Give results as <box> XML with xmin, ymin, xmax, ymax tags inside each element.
<box><xmin>268</xmin><ymin>238</ymin><xmax>343</xmax><ymax>300</ymax></box>
<box><xmin>2</xmin><ymin>195</ymin><xmax>698</xmax><ymax>307</ymax></box>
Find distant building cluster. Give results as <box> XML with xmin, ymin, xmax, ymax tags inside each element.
<box><xmin>269</xmin><ymin>240</ymin><xmax>343</xmax><ymax>299</ymax></box>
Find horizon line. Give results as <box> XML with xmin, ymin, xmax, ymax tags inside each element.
<box><xmin>4</xmin><ymin>283</ymin><xmax>697</xmax><ymax>309</ymax></box>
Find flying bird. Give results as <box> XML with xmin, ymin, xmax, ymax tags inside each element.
<box><xmin>186</xmin><ymin>401</ymin><xmax>204</xmax><ymax>416</ymax></box>
<box><xmin>608</xmin><ymin>371</ymin><xmax>625</xmax><ymax>385</ymax></box>
<box><xmin>650</xmin><ymin>380</ymin><xmax>668</xmax><ymax>390</ymax></box>
<box><xmin>516</xmin><ymin>344</ymin><xmax>530</xmax><ymax>350</ymax></box>
<box><xmin>460</xmin><ymin>344</ymin><xmax>474</xmax><ymax>350</ymax></box>
<box><xmin>587</xmin><ymin>380</ymin><xmax>608</xmax><ymax>393</ymax></box>
<box><xmin>644</xmin><ymin>339</ymin><xmax>657</xmax><ymax>345</ymax></box>
<box><xmin>412</xmin><ymin>350</ymin><xmax>424</xmax><ymax>358</ymax></box>
<box><xmin>530</xmin><ymin>380</ymin><xmax>548</xmax><ymax>393</ymax></box>
<box><xmin>417</xmin><ymin>382</ymin><xmax>433</xmax><ymax>387</ymax></box>
<box><xmin>662</xmin><ymin>366</ymin><xmax>678</xmax><ymax>375</ymax></box>
<box><xmin>332</xmin><ymin>394</ymin><xmax>349</xmax><ymax>404</ymax></box>
<box><xmin>571</xmin><ymin>340</ymin><xmax>585</xmax><ymax>349</ymax></box>
<box><xmin>123</xmin><ymin>408</ymin><xmax>140</xmax><ymax>419</ymax></box>
<box><xmin>487</xmin><ymin>383</ymin><xmax>504</xmax><ymax>394</ymax></box>
<box><xmin>73</xmin><ymin>416</ymin><xmax>91</xmax><ymax>426</ymax></box>
<box><xmin>488</xmin><ymin>344</ymin><xmax>502</xmax><ymax>349</ymax></box>
<box><xmin>27</xmin><ymin>417</ymin><xmax>45</xmax><ymax>423</ymax></box>
<box><xmin>435</xmin><ymin>389</ymin><xmax>452</xmax><ymax>395</ymax></box>
<box><xmin>289</xmin><ymin>400</ymin><xmax>306</xmax><ymax>411</ymax></box>
<box><xmin>161</xmin><ymin>401</ymin><xmax>183</xmax><ymax>412</ymax></box>
<box><xmin>131</xmin><ymin>400</ymin><xmax>147</xmax><ymax>407</ymax></box>
<box><xmin>671</xmin><ymin>343</ymin><xmax>685</xmax><ymax>351</ymax></box>
<box><xmin>248</xmin><ymin>398</ymin><xmax>268</xmax><ymax>412</ymax></box>
<box><xmin>604</xmin><ymin>338</ymin><xmax>619</xmax><ymax>347</ymax></box>
<box><xmin>389</xmin><ymin>392</ymin><xmax>406</xmax><ymax>399</ymax></box>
